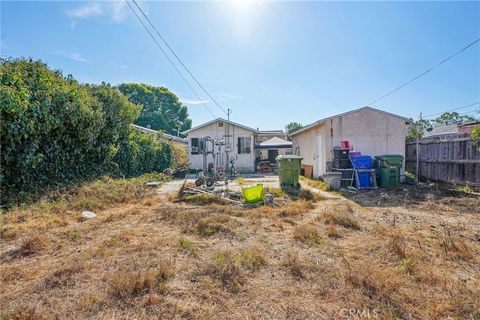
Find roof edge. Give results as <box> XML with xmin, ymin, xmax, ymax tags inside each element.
<box><xmin>182</xmin><ymin>118</ymin><xmax>258</xmax><ymax>135</ymax></box>
<box><xmin>290</xmin><ymin>106</ymin><xmax>410</xmax><ymax>136</ymax></box>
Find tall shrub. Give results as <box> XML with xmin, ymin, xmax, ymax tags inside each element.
<box><xmin>0</xmin><ymin>59</ymin><xmax>173</xmax><ymax>204</ymax></box>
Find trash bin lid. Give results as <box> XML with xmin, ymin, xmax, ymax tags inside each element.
<box><xmin>374</xmin><ymin>154</ymin><xmax>404</xmax><ymax>166</ymax></box>
<box><xmin>276</xmin><ymin>155</ymin><xmax>303</xmax><ymax>161</ymax></box>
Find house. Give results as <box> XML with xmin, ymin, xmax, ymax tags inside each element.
<box><xmin>257</xmin><ymin>130</ymin><xmax>287</xmax><ymax>142</ymax></box>
<box><xmin>254</xmin><ymin>130</ymin><xmax>292</xmax><ymax>164</ymax></box>
<box><xmin>290</xmin><ymin>106</ymin><xmax>409</xmax><ymax>178</ymax></box>
<box><xmin>255</xmin><ymin>136</ymin><xmax>292</xmax><ymax>163</ymax></box>
<box><xmin>422</xmin><ymin>120</ymin><xmax>479</xmax><ymax>139</ymax></box>
<box><xmin>182</xmin><ymin>118</ymin><xmax>258</xmax><ymax>173</ymax></box>
<box><xmin>131</xmin><ymin>124</ymin><xmax>188</xmax><ymax>145</ymax></box>
<box><xmin>422</xmin><ymin>124</ymin><xmax>459</xmax><ymax>138</ymax></box>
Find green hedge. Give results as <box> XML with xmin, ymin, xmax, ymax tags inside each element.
<box><xmin>0</xmin><ymin>58</ymin><xmax>173</xmax><ymax>204</ymax></box>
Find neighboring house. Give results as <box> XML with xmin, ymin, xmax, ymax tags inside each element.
<box><xmin>182</xmin><ymin>118</ymin><xmax>258</xmax><ymax>173</ymax></box>
<box><xmin>131</xmin><ymin>124</ymin><xmax>188</xmax><ymax>145</ymax></box>
<box><xmin>256</xmin><ymin>130</ymin><xmax>287</xmax><ymax>142</ymax></box>
<box><xmin>290</xmin><ymin>106</ymin><xmax>409</xmax><ymax>178</ymax></box>
<box><xmin>255</xmin><ymin>136</ymin><xmax>292</xmax><ymax>163</ymax></box>
<box><xmin>459</xmin><ymin>120</ymin><xmax>480</xmax><ymax>134</ymax></box>
<box><xmin>422</xmin><ymin>120</ymin><xmax>480</xmax><ymax>138</ymax></box>
<box><xmin>422</xmin><ymin>124</ymin><xmax>459</xmax><ymax>138</ymax></box>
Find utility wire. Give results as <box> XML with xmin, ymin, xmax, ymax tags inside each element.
<box><xmin>368</xmin><ymin>37</ymin><xmax>480</xmax><ymax>106</ymax></box>
<box><xmin>131</xmin><ymin>0</ymin><xmax>228</xmax><ymax>116</ymax></box>
<box><xmin>125</xmin><ymin>0</ymin><xmax>217</xmax><ymax>119</ymax></box>
<box><xmin>421</xmin><ymin>102</ymin><xmax>480</xmax><ymax>118</ymax></box>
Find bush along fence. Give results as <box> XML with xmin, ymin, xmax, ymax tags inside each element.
<box><xmin>0</xmin><ymin>58</ymin><xmax>174</xmax><ymax>205</ymax></box>
<box><xmin>405</xmin><ymin>133</ymin><xmax>480</xmax><ymax>187</ymax></box>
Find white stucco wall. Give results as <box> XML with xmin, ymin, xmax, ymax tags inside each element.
<box><xmin>292</xmin><ymin>108</ymin><xmax>407</xmax><ymax>177</ymax></box>
<box><xmin>187</xmin><ymin>120</ymin><xmax>256</xmax><ymax>173</ymax></box>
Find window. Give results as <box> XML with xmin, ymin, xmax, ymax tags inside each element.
<box><xmin>237</xmin><ymin>137</ymin><xmax>251</xmax><ymax>154</ymax></box>
<box><xmin>191</xmin><ymin>138</ymin><xmax>199</xmax><ymax>154</ymax></box>
<box><xmin>218</xmin><ymin>122</ymin><xmax>224</xmax><ymax>127</ymax></box>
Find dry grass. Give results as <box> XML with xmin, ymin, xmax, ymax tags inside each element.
<box><xmin>1</xmin><ymin>174</ymin><xmax>169</xmax><ymax>240</ymax></box>
<box><xmin>177</xmin><ymin>237</ymin><xmax>198</xmax><ymax>256</ymax></box>
<box><xmin>109</xmin><ymin>261</ymin><xmax>175</xmax><ymax>300</ymax></box>
<box><xmin>293</xmin><ymin>224</ymin><xmax>324</xmax><ymax>246</ymax></box>
<box><xmin>439</xmin><ymin>228</ymin><xmax>475</xmax><ymax>261</ymax></box>
<box><xmin>181</xmin><ymin>193</ymin><xmax>232</xmax><ymax>206</ymax></box>
<box><xmin>322</xmin><ymin>204</ymin><xmax>361</xmax><ymax>230</ymax></box>
<box><xmin>300</xmin><ymin>176</ymin><xmax>329</xmax><ymax>191</ymax></box>
<box><xmin>1</xmin><ymin>179</ymin><xmax>479</xmax><ymax>319</ymax></box>
<box><xmin>326</xmin><ymin>225</ymin><xmax>341</xmax><ymax>238</ymax></box>
<box><xmin>281</xmin><ymin>251</ymin><xmax>306</xmax><ymax>279</ymax></box>
<box><xmin>385</xmin><ymin>231</ymin><xmax>407</xmax><ymax>258</ymax></box>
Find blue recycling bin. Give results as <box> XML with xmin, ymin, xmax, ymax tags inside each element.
<box><xmin>350</xmin><ymin>156</ymin><xmax>373</xmax><ymax>188</ymax></box>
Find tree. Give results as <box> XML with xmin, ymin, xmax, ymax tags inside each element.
<box><xmin>432</xmin><ymin>112</ymin><xmax>475</xmax><ymax>126</ymax></box>
<box><xmin>406</xmin><ymin>118</ymin><xmax>432</xmax><ymax>140</ymax></box>
<box><xmin>285</xmin><ymin>122</ymin><xmax>304</xmax><ymax>140</ymax></box>
<box><xmin>118</xmin><ymin>83</ymin><xmax>192</xmax><ymax>136</ymax></box>
<box><xmin>471</xmin><ymin>125</ymin><xmax>480</xmax><ymax>150</ymax></box>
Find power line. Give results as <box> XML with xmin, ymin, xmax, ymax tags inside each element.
<box><xmin>131</xmin><ymin>0</ymin><xmax>228</xmax><ymax>116</ymax></box>
<box><xmin>125</xmin><ymin>0</ymin><xmax>217</xmax><ymax>119</ymax></box>
<box><xmin>421</xmin><ymin>102</ymin><xmax>480</xmax><ymax>118</ymax></box>
<box><xmin>368</xmin><ymin>37</ymin><xmax>480</xmax><ymax>106</ymax></box>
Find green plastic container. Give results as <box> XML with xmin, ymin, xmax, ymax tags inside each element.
<box><xmin>242</xmin><ymin>184</ymin><xmax>264</xmax><ymax>203</ymax></box>
<box><xmin>375</xmin><ymin>155</ymin><xmax>404</xmax><ymax>188</ymax></box>
<box><xmin>276</xmin><ymin>155</ymin><xmax>303</xmax><ymax>189</ymax></box>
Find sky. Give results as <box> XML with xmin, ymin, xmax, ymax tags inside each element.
<box><xmin>1</xmin><ymin>1</ymin><xmax>479</xmax><ymax>130</ymax></box>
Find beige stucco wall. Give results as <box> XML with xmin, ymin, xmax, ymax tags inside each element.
<box><xmin>187</xmin><ymin>121</ymin><xmax>256</xmax><ymax>173</ymax></box>
<box><xmin>292</xmin><ymin>108</ymin><xmax>407</xmax><ymax>177</ymax></box>
<box><xmin>291</xmin><ymin>123</ymin><xmax>327</xmax><ymax>177</ymax></box>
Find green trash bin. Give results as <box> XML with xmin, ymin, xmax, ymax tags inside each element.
<box><xmin>276</xmin><ymin>155</ymin><xmax>303</xmax><ymax>189</ymax></box>
<box><xmin>375</xmin><ymin>155</ymin><xmax>404</xmax><ymax>188</ymax></box>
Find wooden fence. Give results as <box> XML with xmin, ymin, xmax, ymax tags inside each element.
<box><xmin>405</xmin><ymin>133</ymin><xmax>480</xmax><ymax>186</ymax></box>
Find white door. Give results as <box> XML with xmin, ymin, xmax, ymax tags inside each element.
<box><xmin>316</xmin><ymin>134</ymin><xmax>324</xmax><ymax>177</ymax></box>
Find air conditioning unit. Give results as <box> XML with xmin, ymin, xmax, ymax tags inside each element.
<box><xmin>191</xmin><ymin>146</ymin><xmax>199</xmax><ymax>153</ymax></box>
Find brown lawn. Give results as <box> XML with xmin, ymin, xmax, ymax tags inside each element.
<box><xmin>1</xmin><ymin>179</ymin><xmax>479</xmax><ymax>320</ymax></box>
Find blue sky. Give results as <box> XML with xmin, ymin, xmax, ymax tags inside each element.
<box><xmin>2</xmin><ymin>1</ymin><xmax>479</xmax><ymax>130</ymax></box>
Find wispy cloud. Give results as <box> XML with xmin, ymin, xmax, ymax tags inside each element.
<box><xmin>66</xmin><ymin>1</ymin><xmax>131</xmax><ymax>28</ymax></box>
<box><xmin>66</xmin><ymin>3</ymin><xmax>102</xmax><ymax>19</ymax></box>
<box><xmin>71</xmin><ymin>53</ymin><xmax>90</xmax><ymax>63</ymax></box>
<box><xmin>52</xmin><ymin>50</ymin><xmax>91</xmax><ymax>63</ymax></box>
<box><xmin>180</xmin><ymin>98</ymin><xmax>210</xmax><ymax>105</ymax></box>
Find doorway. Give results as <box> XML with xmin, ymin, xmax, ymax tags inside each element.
<box><xmin>268</xmin><ymin>149</ymin><xmax>278</xmax><ymax>163</ymax></box>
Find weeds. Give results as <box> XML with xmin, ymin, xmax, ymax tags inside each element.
<box><xmin>402</xmin><ymin>258</ymin><xmax>416</xmax><ymax>275</ymax></box>
<box><xmin>293</xmin><ymin>224</ymin><xmax>324</xmax><ymax>246</ymax></box>
<box><xmin>323</xmin><ymin>205</ymin><xmax>360</xmax><ymax>230</ymax></box>
<box><xmin>326</xmin><ymin>225</ymin><xmax>341</xmax><ymax>238</ymax></box>
<box><xmin>182</xmin><ymin>193</ymin><xmax>231</xmax><ymax>206</ymax></box>
<box><xmin>205</xmin><ymin>247</ymin><xmax>266</xmax><ymax>291</ymax></box>
<box><xmin>109</xmin><ymin>261</ymin><xmax>175</xmax><ymax>300</ymax></box>
<box><xmin>439</xmin><ymin>228</ymin><xmax>474</xmax><ymax>261</ymax></box>
<box><xmin>282</xmin><ymin>251</ymin><xmax>305</xmax><ymax>279</ymax></box>
<box><xmin>16</xmin><ymin>234</ymin><xmax>48</xmax><ymax>256</ymax></box>
<box><xmin>278</xmin><ymin>200</ymin><xmax>315</xmax><ymax>217</ymax></box>
<box><xmin>235</xmin><ymin>247</ymin><xmax>266</xmax><ymax>270</ymax></box>
<box><xmin>300</xmin><ymin>176</ymin><xmax>328</xmax><ymax>191</ymax></box>
<box><xmin>386</xmin><ymin>232</ymin><xmax>406</xmax><ymax>258</ymax></box>
<box><xmin>206</xmin><ymin>250</ymin><xmax>245</xmax><ymax>292</ymax></box>
<box><xmin>177</xmin><ymin>237</ymin><xmax>198</xmax><ymax>256</ymax></box>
